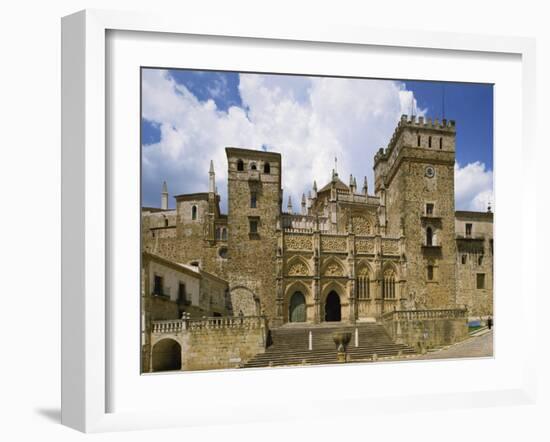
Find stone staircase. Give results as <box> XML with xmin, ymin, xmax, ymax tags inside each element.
<box><xmin>243</xmin><ymin>323</ymin><xmax>416</xmax><ymax>368</ymax></box>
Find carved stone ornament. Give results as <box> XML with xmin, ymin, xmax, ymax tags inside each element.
<box><xmin>285</xmin><ymin>235</ymin><xmax>312</xmax><ymax>250</ymax></box>
<box><xmin>287</xmin><ymin>262</ymin><xmax>309</xmax><ymax>276</ymax></box>
<box><xmin>356</xmin><ymin>238</ymin><xmax>374</xmax><ymax>253</ymax></box>
<box><xmin>321</xmin><ymin>236</ymin><xmax>347</xmax><ymax>252</ymax></box>
<box><xmin>352</xmin><ymin>216</ymin><xmax>371</xmax><ymax>235</ymax></box>
<box><xmin>324</xmin><ymin>263</ymin><xmax>344</xmax><ymax>277</ymax></box>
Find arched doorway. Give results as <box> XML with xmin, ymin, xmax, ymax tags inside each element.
<box><xmin>152</xmin><ymin>339</ymin><xmax>182</xmax><ymax>372</ymax></box>
<box><xmin>289</xmin><ymin>291</ymin><xmax>306</xmax><ymax>322</ymax></box>
<box><xmin>325</xmin><ymin>291</ymin><xmax>341</xmax><ymax>322</ymax></box>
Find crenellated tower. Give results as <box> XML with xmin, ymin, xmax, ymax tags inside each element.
<box><xmin>374</xmin><ymin>115</ymin><xmax>457</xmax><ymax>308</ymax></box>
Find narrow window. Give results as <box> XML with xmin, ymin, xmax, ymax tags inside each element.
<box><xmin>465</xmin><ymin>223</ymin><xmax>472</xmax><ymax>237</ymax></box>
<box><xmin>427</xmin><ymin>265</ymin><xmax>434</xmax><ymax>281</ymax></box>
<box><xmin>426</xmin><ymin>227</ymin><xmax>433</xmax><ymax>246</ymax></box>
<box><xmin>428</xmin><ymin>136</ymin><xmax>432</xmax><ymax>148</ymax></box>
<box><xmin>478</xmin><ymin>255</ymin><xmax>484</xmax><ymax>266</ymax></box>
<box><xmin>221</xmin><ymin>227</ymin><xmax>227</xmax><ymax>241</ymax></box>
<box><xmin>191</xmin><ymin>205</ymin><xmax>197</xmax><ymax>220</ymax></box>
<box><xmin>164</xmin><ymin>218</ymin><xmax>169</xmax><ymax>227</ymax></box>
<box><xmin>426</xmin><ymin>203</ymin><xmax>434</xmax><ymax>216</ymax></box>
<box><xmin>249</xmin><ymin>219</ymin><xmax>258</xmax><ymax>234</ymax></box>
<box><xmin>439</xmin><ymin>137</ymin><xmax>443</xmax><ymax>149</ymax></box>
<box><xmin>237</xmin><ymin>159</ymin><xmax>244</xmax><ymax>171</ymax></box>
<box><xmin>250</xmin><ymin>191</ymin><xmax>257</xmax><ymax>208</ymax></box>
<box><xmin>153</xmin><ymin>275</ymin><xmax>163</xmax><ymax>295</ymax></box>
<box><xmin>264</xmin><ymin>162</ymin><xmax>271</xmax><ymax>174</ymax></box>
<box><xmin>215</xmin><ymin>228</ymin><xmax>221</xmax><ymax>240</ymax></box>
<box><xmin>476</xmin><ymin>273</ymin><xmax>485</xmax><ymax>289</ymax></box>
<box><xmin>461</xmin><ymin>254</ymin><xmax>467</xmax><ymax>265</ymax></box>
<box><xmin>417</xmin><ymin>135</ymin><xmax>421</xmax><ymax>147</ymax></box>
<box><xmin>250</xmin><ymin>162</ymin><xmax>257</xmax><ymax>170</ymax></box>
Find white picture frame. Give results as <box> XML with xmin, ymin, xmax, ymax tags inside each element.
<box><xmin>61</xmin><ymin>9</ymin><xmax>537</xmax><ymax>433</ymax></box>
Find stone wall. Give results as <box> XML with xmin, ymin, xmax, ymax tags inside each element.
<box><xmin>455</xmin><ymin>212</ymin><xmax>494</xmax><ymax>318</ymax></box>
<box><xmin>183</xmin><ymin>322</ymin><xmax>267</xmax><ymax>370</ymax></box>
<box><xmin>382</xmin><ymin>309</ymin><xmax>468</xmax><ymax>350</ymax></box>
<box><xmin>148</xmin><ymin>317</ymin><xmax>268</xmax><ymax>372</ymax></box>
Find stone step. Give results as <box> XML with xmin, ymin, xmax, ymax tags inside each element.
<box><xmin>243</xmin><ymin>323</ymin><xmax>417</xmax><ymax>368</ymax></box>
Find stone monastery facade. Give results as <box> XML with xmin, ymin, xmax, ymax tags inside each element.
<box><xmin>142</xmin><ymin>115</ymin><xmax>493</xmax><ymax>328</ymax></box>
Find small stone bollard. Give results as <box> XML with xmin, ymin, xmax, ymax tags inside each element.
<box><xmin>309</xmin><ymin>330</ymin><xmax>313</xmax><ymax>351</ymax></box>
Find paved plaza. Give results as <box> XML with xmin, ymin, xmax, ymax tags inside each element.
<box><xmin>415</xmin><ymin>329</ymin><xmax>493</xmax><ymax>360</ymax></box>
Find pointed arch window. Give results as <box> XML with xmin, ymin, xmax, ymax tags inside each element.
<box><xmin>237</xmin><ymin>159</ymin><xmax>244</xmax><ymax>171</ymax></box>
<box><xmin>357</xmin><ymin>271</ymin><xmax>370</xmax><ymax>299</ymax></box>
<box><xmin>383</xmin><ymin>269</ymin><xmax>396</xmax><ymax>299</ymax></box>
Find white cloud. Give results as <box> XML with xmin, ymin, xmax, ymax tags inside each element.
<box><xmin>142</xmin><ymin>70</ymin><xmax>425</xmax><ymax>211</ymax></box>
<box><xmin>454</xmin><ymin>161</ymin><xmax>494</xmax><ymax>211</ymax></box>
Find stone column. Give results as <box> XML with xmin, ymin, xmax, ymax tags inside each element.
<box><xmin>347</xmin><ymin>231</ymin><xmax>357</xmax><ymax>323</ymax></box>
<box><xmin>313</xmin><ymin>229</ymin><xmax>321</xmax><ymax>323</ymax></box>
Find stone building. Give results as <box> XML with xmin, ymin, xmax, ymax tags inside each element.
<box><xmin>142</xmin><ymin>115</ymin><xmax>493</xmax><ymax>335</ymax></box>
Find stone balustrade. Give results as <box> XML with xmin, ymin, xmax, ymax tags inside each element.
<box><xmin>381</xmin><ymin>308</ymin><xmax>467</xmax><ymax>322</ymax></box>
<box><xmin>151</xmin><ymin>315</ymin><xmax>267</xmax><ymax>335</ymax></box>
<box><xmin>151</xmin><ymin>319</ymin><xmax>185</xmax><ymax>334</ymax></box>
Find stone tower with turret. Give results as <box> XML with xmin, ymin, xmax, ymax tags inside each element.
<box><xmin>225</xmin><ymin>148</ymin><xmax>282</xmax><ymax>320</ymax></box>
<box><xmin>374</xmin><ymin>115</ymin><xmax>457</xmax><ymax>308</ymax></box>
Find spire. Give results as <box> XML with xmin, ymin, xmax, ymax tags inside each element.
<box><xmin>312</xmin><ymin>180</ymin><xmax>318</xmax><ymax>199</ymax></box>
<box><xmin>161</xmin><ymin>181</ymin><xmax>168</xmax><ymax>210</ymax></box>
<box><xmin>287</xmin><ymin>195</ymin><xmax>293</xmax><ymax>213</ymax></box>
<box><xmin>487</xmin><ymin>200</ymin><xmax>492</xmax><ymax>213</ymax></box>
<box><xmin>349</xmin><ymin>173</ymin><xmax>354</xmax><ymax>187</ymax></box>
<box><xmin>362</xmin><ymin>176</ymin><xmax>368</xmax><ymax>195</ymax></box>
<box><xmin>209</xmin><ymin>160</ymin><xmax>215</xmax><ymax>193</ymax></box>
<box><xmin>301</xmin><ymin>193</ymin><xmax>307</xmax><ymax>215</ymax></box>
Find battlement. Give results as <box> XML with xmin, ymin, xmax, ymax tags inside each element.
<box><xmin>374</xmin><ymin>114</ymin><xmax>456</xmax><ymax>168</ymax></box>
<box><xmin>399</xmin><ymin>114</ymin><xmax>456</xmax><ymax>131</ymax></box>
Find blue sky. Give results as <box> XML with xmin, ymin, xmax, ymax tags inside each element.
<box><xmin>141</xmin><ymin>69</ymin><xmax>493</xmax><ymax>212</ymax></box>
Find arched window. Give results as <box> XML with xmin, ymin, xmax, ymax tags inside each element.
<box><xmin>439</xmin><ymin>137</ymin><xmax>443</xmax><ymax>149</ymax></box>
<box><xmin>264</xmin><ymin>162</ymin><xmax>271</xmax><ymax>174</ymax></box>
<box><xmin>215</xmin><ymin>228</ymin><xmax>221</xmax><ymax>240</ymax></box>
<box><xmin>417</xmin><ymin>135</ymin><xmax>421</xmax><ymax>147</ymax></box>
<box><xmin>428</xmin><ymin>136</ymin><xmax>432</xmax><ymax>148</ymax></box>
<box><xmin>478</xmin><ymin>255</ymin><xmax>484</xmax><ymax>266</ymax></box>
<box><xmin>164</xmin><ymin>218</ymin><xmax>168</xmax><ymax>227</ymax></box>
<box><xmin>357</xmin><ymin>273</ymin><xmax>370</xmax><ymax>299</ymax></box>
<box><xmin>237</xmin><ymin>159</ymin><xmax>244</xmax><ymax>171</ymax></box>
<box><xmin>383</xmin><ymin>269</ymin><xmax>396</xmax><ymax>299</ymax></box>
<box><xmin>221</xmin><ymin>227</ymin><xmax>227</xmax><ymax>241</ymax></box>
<box><xmin>250</xmin><ymin>162</ymin><xmax>257</xmax><ymax>170</ymax></box>
<box><xmin>461</xmin><ymin>254</ymin><xmax>467</xmax><ymax>264</ymax></box>
<box><xmin>426</xmin><ymin>227</ymin><xmax>433</xmax><ymax>246</ymax></box>
<box><xmin>191</xmin><ymin>205</ymin><xmax>197</xmax><ymax>220</ymax></box>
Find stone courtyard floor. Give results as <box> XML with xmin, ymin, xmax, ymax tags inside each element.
<box><xmin>412</xmin><ymin>329</ymin><xmax>493</xmax><ymax>360</ymax></box>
